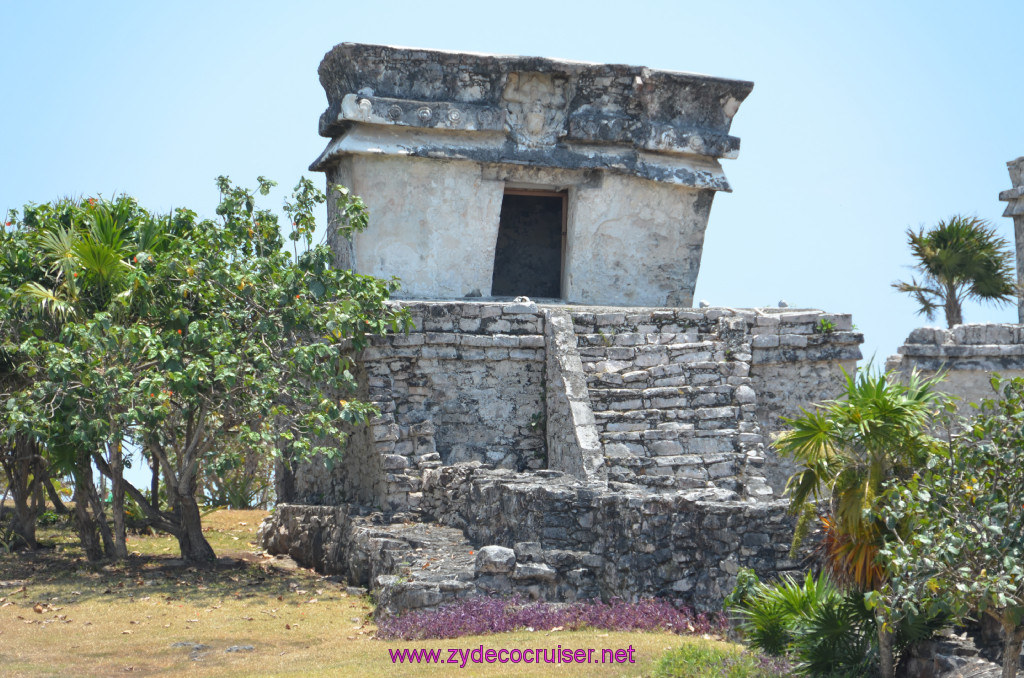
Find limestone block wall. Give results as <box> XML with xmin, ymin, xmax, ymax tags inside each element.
<box><xmin>285</xmin><ymin>302</ymin><xmax>863</xmax><ymax>511</ymax></box>
<box><xmin>420</xmin><ymin>465</ymin><xmax>803</xmax><ymax>609</ymax></box>
<box><xmin>569</xmin><ymin>308</ymin><xmax>766</xmax><ymax>496</ymax></box>
<box><xmin>542</xmin><ymin>308</ymin><xmax>605</xmax><ymax>482</ymax></box>
<box><xmin>747</xmin><ymin>311</ymin><xmax>861</xmax><ymax>493</ymax></box>
<box><xmin>887</xmin><ymin>324</ymin><xmax>1024</xmax><ymax>411</ymax></box>
<box><xmin>289</xmin><ymin>301</ymin><xmax>547</xmax><ymax>511</ymax></box>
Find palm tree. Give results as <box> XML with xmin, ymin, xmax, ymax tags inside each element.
<box><xmin>777</xmin><ymin>369</ymin><xmax>945</xmax><ymax>587</ymax></box>
<box><xmin>11</xmin><ymin>196</ymin><xmax>159</xmax><ymax>560</ymax></box>
<box><xmin>893</xmin><ymin>215</ymin><xmax>1017</xmax><ymax>328</ymax></box>
<box><xmin>775</xmin><ymin>368</ymin><xmax>947</xmax><ymax>678</ymax></box>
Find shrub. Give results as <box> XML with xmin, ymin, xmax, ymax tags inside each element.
<box><xmin>731</xmin><ymin>570</ymin><xmax>839</xmax><ymax>656</ymax></box>
<box><xmin>790</xmin><ymin>589</ymin><xmax>876</xmax><ymax>677</ymax></box>
<box><xmin>726</xmin><ymin>569</ymin><xmax>946</xmax><ymax>677</ymax></box>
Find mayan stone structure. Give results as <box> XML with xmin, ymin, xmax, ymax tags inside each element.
<box><xmin>261</xmin><ymin>43</ymin><xmax>864</xmax><ymax>616</ymax></box>
<box><xmin>887</xmin><ymin>157</ymin><xmax>1024</xmax><ymax>408</ymax></box>
<box><xmin>1000</xmin><ymin>156</ymin><xmax>1024</xmax><ymax>323</ymax></box>
<box><xmin>310</xmin><ymin>43</ymin><xmax>752</xmax><ymax>307</ymax></box>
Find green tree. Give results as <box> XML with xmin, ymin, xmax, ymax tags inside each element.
<box><xmin>774</xmin><ymin>369</ymin><xmax>947</xmax><ymax>677</ymax></box>
<box><xmin>880</xmin><ymin>376</ymin><xmax>1024</xmax><ymax>678</ymax></box>
<box><xmin>893</xmin><ymin>215</ymin><xmax>1017</xmax><ymax>328</ymax></box>
<box><xmin>4</xmin><ymin>177</ymin><xmax>406</xmax><ymax>563</ymax></box>
<box><xmin>6</xmin><ymin>196</ymin><xmax>157</xmax><ymax>559</ymax></box>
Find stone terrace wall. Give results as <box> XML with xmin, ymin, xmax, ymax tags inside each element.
<box><xmin>887</xmin><ymin>324</ymin><xmax>1024</xmax><ymax>412</ymax></box>
<box><xmin>290</xmin><ymin>300</ymin><xmax>547</xmax><ymax>511</ymax></box>
<box><xmin>287</xmin><ymin>302</ymin><xmax>863</xmax><ymax>509</ymax></box>
<box><xmin>264</xmin><ymin>463</ymin><xmax>805</xmax><ymax>614</ymax></box>
<box><xmin>748</xmin><ymin>310</ymin><xmax>861</xmax><ymax>493</ymax></box>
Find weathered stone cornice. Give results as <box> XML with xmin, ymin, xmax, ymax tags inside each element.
<box><xmin>311</xmin><ymin>43</ymin><xmax>752</xmax><ymax>191</ymax></box>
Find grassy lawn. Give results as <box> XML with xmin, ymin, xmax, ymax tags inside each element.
<box><xmin>0</xmin><ymin>509</ymin><xmax>728</xmax><ymax>677</ymax></box>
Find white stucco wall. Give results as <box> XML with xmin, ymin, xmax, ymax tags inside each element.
<box><xmin>564</xmin><ymin>175</ymin><xmax>711</xmax><ymax>307</ymax></box>
<box><xmin>328</xmin><ymin>156</ymin><xmax>713</xmax><ymax>306</ymax></box>
<box><xmin>330</xmin><ymin>155</ymin><xmax>505</xmax><ymax>299</ymax></box>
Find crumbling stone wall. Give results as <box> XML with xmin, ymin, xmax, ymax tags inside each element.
<box><xmin>887</xmin><ymin>324</ymin><xmax>1024</xmax><ymax>412</ymax></box>
<box><xmin>287</xmin><ymin>302</ymin><xmax>862</xmax><ymax>510</ymax></box>
<box><xmin>291</xmin><ymin>301</ymin><xmax>546</xmax><ymax>511</ymax></box>
<box><xmin>263</xmin><ymin>464</ymin><xmax>804</xmax><ymax>615</ymax></box>
<box><xmin>748</xmin><ymin>311</ymin><xmax>860</xmax><ymax>493</ymax></box>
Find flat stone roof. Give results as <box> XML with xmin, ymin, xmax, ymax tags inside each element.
<box><xmin>311</xmin><ymin>43</ymin><xmax>753</xmax><ymax>191</ymax></box>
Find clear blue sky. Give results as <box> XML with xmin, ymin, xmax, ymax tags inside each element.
<box><xmin>3</xmin><ymin>0</ymin><xmax>1023</xmax><ymax>364</ymax></box>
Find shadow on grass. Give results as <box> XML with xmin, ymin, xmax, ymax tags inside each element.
<box><xmin>0</xmin><ymin>513</ymin><xmax>344</xmax><ymax>609</ymax></box>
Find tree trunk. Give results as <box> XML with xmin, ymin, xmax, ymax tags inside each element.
<box><xmin>174</xmin><ymin>489</ymin><xmax>216</xmax><ymax>564</ymax></box>
<box><xmin>878</xmin><ymin>620</ymin><xmax>896</xmax><ymax>678</ymax></box>
<box><xmin>9</xmin><ymin>488</ymin><xmax>38</xmax><ymax>549</ymax></box>
<box><xmin>44</xmin><ymin>477</ymin><xmax>71</xmax><ymax>515</ymax></box>
<box><xmin>944</xmin><ymin>283</ymin><xmax>963</xmax><ymax>328</ymax></box>
<box><xmin>150</xmin><ymin>453</ymin><xmax>160</xmax><ymax>512</ymax></box>
<box><xmin>78</xmin><ymin>458</ymin><xmax>116</xmax><ymax>559</ymax></box>
<box><xmin>106</xmin><ymin>444</ymin><xmax>128</xmax><ymax>559</ymax></box>
<box><xmin>1</xmin><ymin>436</ymin><xmax>44</xmax><ymax>549</ymax></box>
<box><xmin>1001</xmin><ymin>623</ymin><xmax>1024</xmax><ymax>678</ymax></box>
<box><xmin>72</xmin><ymin>483</ymin><xmax>103</xmax><ymax>562</ymax></box>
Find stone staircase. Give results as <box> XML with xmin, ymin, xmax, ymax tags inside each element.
<box><xmin>570</xmin><ymin>309</ymin><xmax>771</xmax><ymax>498</ymax></box>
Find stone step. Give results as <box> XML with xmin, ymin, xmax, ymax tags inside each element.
<box><xmin>576</xmin><ymin>332</ymin><xmax>704</xmax><ymax>347</ymax></box>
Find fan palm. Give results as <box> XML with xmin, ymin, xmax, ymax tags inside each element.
<box><xmin>775</xmin><ymin>368</ymin><xmax>946</xmax><ymax>590</ymax></box>
<box><xmin>893</xmin><ymin>215</ymin><xmax>1017</xmax><ymax>328</ymax></box>
<box><xmin>776</xmin><ymin>369</ymin><xmax>947</xmax><ymax>678</ymax></box>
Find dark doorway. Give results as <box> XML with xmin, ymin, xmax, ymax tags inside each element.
<box><xmin>490</xmin><ymin>190</ymin><xmax>565</xmax><ymax>298</ymax></box>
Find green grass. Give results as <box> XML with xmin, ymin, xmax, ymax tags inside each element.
<box><xmin>653</xmin><ymin>640</ymin><xmax>791</xmax><ymax>678</ymax></box>
<box><xmin>0</xmin><ymin>508</ymin><xmax>760</xmax><ymax>677</ymax></box>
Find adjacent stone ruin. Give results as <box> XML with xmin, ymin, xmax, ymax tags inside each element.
<box><xmin>886</xmin><ymin>156</ymin><xmax>1024</xmax><ymax>408</ymax></box>
<box><xmin>260</xmin><ymin>43</ymin><xmax>864</xmax><ymax>617</ymax></box>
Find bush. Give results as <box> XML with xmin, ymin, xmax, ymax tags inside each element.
<box><xmin>654</xmin><ymin>641</ymin><xmax>791</xmax><ymax>678</ymax></box>
<box><xmin>731</xmin><ymin>569</ymin><xmax>839</xmax><ymax>656</ymax></box>
<box><xmin>790</xmin><ymin>589</ymin><xmax>876</xmax><ymax>677</ymax></box>
<box><xmin>727</xmin><ymin>569</ymin><xmax>946</xmax><ymax>677</ymax></box>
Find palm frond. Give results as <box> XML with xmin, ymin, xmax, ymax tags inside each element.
<box><xmin>895</xmin><ymin>215</ymin><xmax>1016</xmax><ymax>326</ymax></box>
<box><xmin>35</xmin><ymin>223</ymin><xmax>79</xmax><ymax>276</ymax></box>
<box><xmin>14</xmin><ymin>281</ymin><xmax>78</xmax><ymax>321</ymax></box>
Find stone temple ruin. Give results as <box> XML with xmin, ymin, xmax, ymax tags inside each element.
<box><xmin>260</xmin><ymin>43</ymin><xmax>865</xmax><ymax>616</ymax></box>
<box><xmin>886</xmin><ymin>156</ymin><xmax>1024</xmax><ymax>404</ymax></box>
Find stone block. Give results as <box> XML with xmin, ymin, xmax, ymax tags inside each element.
<box><xmin>476</xmin><ymin>545</ymin><xmax>516</xmax><ymax>574</ymax></box>
<box><xmin>381</xmin><ymin>454</ymin><xmax>409</xmax><ymax>470</ymax></box>
<box><xmin>733</xmin><ymin>385</ymin><xmax>756</xmax><ymax>404</ymax></box>
<box><xmin>751</xmin><ymin>334</ymin><xmax>779</xmax><ymax>348</ymax></box>
<box><xmin>513</xmin><ymin>541</ymin><xmax>543</xmax><ymax>563</ymax></box>
<box><xmin>649</xmin><ymin>440</ymin><xmax>683</xmax><ymax>456</ymax></box>
<box><xmin>511</xmin><ymin>562</ymin><xmax>557</xmax><ymax>582</ymax></box>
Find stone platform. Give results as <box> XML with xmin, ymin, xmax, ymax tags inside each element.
<box><xmin>261</xmin><ymin>464</ymin><xmax>803</xmax><ymax>618</ymax></box>
<box><xmin>262</xmin><ymin>300</ymin><xmax>861</xmax><ymax>616</ymax></box>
